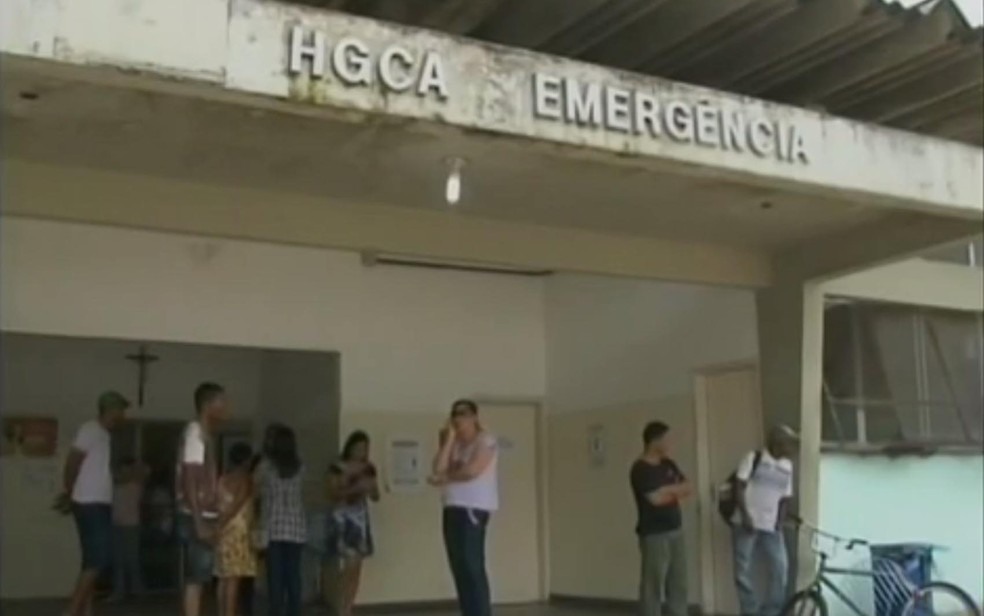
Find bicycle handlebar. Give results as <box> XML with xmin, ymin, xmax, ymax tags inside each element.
<box><xmin>789</xmin><ymin>515</ymin><xmax>869</xmax><ymax>551</ymax></box>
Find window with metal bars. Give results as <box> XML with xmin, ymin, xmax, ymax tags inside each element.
<box><xmin>822</xmin><ymin>300</ymin><xmax>983</xmax><ymax>452</ymax></box>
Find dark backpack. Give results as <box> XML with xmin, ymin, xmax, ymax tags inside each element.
<box><xmin>716</xmin><ymin>450</ymin><xmax>762</xmax><ymax>524</ymax></box>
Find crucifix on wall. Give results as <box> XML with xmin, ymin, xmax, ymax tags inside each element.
<box><xmin>126</xmin><ymin>345</ymin><xmax>159</xmax><ymax>407</ymax></box>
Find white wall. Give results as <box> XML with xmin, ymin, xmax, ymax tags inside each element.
<box><xmin>819</xmin><ymin>454</ymin><xmax>984</xmax><ymax>613</ymax></box>
<box><xmin>0</xmin><ymin>217</ymin><xmax>546</xmax><ymax>414</ymax></box>
<box><xmin>544</xmin><ymin>273</ymin><xmax>758</xmax><ymax>600</ymax></box>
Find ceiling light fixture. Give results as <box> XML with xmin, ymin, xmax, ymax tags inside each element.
<box><xmin>444</xmin><ymin>157</ymin><xmax>466</xmax><ymax>206</ymax></box>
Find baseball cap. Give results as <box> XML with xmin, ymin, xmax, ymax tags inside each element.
<box><xmin>98</xmin><ymin>391</ymin><xmax>131</xmax><ymax>413</ymax></box>
<box><xmin>771</xmin><ymin>424</ymin><xmax>800</xmax><ymax>442</ymax></box>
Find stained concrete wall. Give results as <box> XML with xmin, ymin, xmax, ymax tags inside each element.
<box><xmin>2</xmin><ymin>0</ymin><xmax>981</xmax><ymax>216</ymax></box>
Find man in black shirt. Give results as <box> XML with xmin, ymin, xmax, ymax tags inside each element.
<box><xmin>630</xmin><ymin>421</ymin><xmax>692</xmax><ymax>616</ymax></box>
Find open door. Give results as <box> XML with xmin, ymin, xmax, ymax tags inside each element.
<box><xmin>695</xmin><ymin>363</ymin><xmax>763</xmax><ymax>616</ymax></box>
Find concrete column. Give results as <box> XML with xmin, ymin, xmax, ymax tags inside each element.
<box><xmin>756</xmin><ymin>280</ymin><xmax>824</xmax><ymax>585</ymax></box>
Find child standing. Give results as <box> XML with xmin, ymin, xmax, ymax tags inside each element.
<box><xmin>216</xmin><ymin>443</ymin><xmax>257</xmax><ymax>616</ymax></box>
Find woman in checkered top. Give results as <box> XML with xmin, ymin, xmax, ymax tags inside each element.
<box><xmin>258</xmin><ymin>425</ymin><xmax>307</xmax><ymax>616</ymax></box>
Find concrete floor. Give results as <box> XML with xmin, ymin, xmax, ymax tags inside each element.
<box><xmin>0</xmin><ymin>599</ymin><xmax>616</xmax><ymax>616</ymax></box>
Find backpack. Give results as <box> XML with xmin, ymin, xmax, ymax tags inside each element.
<box><xmin>716</xmin><ymin>450</ymin><xmax>762</xmax><ymax>524</ymax></box>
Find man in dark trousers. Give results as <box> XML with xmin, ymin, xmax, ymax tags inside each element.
<box><xmin>630</xmin><ymin>421</ymin><xmax>692</xmax><ymax>616</ymax></box>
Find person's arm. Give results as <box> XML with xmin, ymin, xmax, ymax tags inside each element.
<box><xmin>445</xmin><ymin>436</ymin><xmax>495</xmax><ymax>483</ymax></box>
<box><xmin>326</xmin><ymin>466</ymin><xmax>346</xmax><ymax>503</ymax></box>
<box><xmin>734</xmin><ymin>452</ymin><xmax>756</xmax><ymax>530</ymax></box>
<box><xmin>57</xmin><ymin>425</ymin><xmax>94</xmax><ymax>511</ymax></box>
<box><xmin>218</xmin><ymin>476</ymin><xmax>252</xmax><ymax>531</ymax></box>
<box><xmin>180</xmin><ymin>427</ymin><xmax>212</xmax><ymax>542</ymax></box>
<box><xmin>776</xmin><ymin>464</ymin><xmax>795</xmax><ymax>530</ymax></box>
<box><xmin>670</xmin><ymin>462</ymin><xmax>693</xmax><ymax>501</ymax></box>
<box><xmin>365</xmin><ymin>465</ymin><xmax>381</xmax><ymax>502</ymax></box>
<box><xmin>62</xmin><ymin>450</ymin><xmax>86</xmax><ymax>495</ymax></box>
<box><xmin>431</xmin><ymin>424</ymin><xmax>456</xmax><ymax>476</ymax></box>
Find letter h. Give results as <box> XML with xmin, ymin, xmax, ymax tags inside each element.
<box><xmin>288</xmin><ymin>26</ymin><xmax>326</xmax><ymax>78</ymax></box>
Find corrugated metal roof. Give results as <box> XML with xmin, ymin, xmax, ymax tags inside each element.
<box><xmin>317</xmin><ymin>0</ymin><xmax>983</xmax><ymax>145</ymax></box>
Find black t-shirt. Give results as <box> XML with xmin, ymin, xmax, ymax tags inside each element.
<box><xmin>630</xmin><ymin>458</ymin><xmax>685</xmax><ymax>536</ymax></box>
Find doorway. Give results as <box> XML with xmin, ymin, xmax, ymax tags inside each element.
<box><xmin>477</xmin><ymin>402</ymin><xmax>546</xmax><ymax>604</ymax></box>
<box><xmin>695</xmin><ymin>362</ymin><xmax>763</xmax><ymax>616</ymax></box>
<box><xmin>110</xmin><ymin>419</ymin><xmax>187</xmax><ymax>593</ymax></box>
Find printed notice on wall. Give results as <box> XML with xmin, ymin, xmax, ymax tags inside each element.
<box><xmin>387</xmin><ymin>437</ymin><xmax>423</xmax><ymax>493</ymax></box>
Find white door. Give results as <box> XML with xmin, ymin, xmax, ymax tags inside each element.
<box><xmin>479</xmin><ymin>403</ymin><xmax>543</xmax><ymax>604</ymax></box>
<box><xmin>696</xmin><ymin>364</ymin><xmax>764</xmax><ymax>616</ymax></box>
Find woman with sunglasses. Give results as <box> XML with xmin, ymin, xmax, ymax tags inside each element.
<box><xmin>428</xmin><ymin>399</ymin><xmax>499</xmax><ymax>616</ymax></box>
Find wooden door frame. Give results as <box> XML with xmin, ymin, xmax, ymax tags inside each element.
<box><xmin>693</xmin><ymin>359</ymin><xmax>759</xmax><ymax>616</ymax></box>
<box><xmin>472</xmin><ymin>396</ymin><xmax>549</xmax><ymax>602</ymax></box>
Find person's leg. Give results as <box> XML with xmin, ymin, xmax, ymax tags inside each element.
<box><xmin>459</xmin><ymin>510</ymin><xmax>492</xmax><ymax>616</ymax></box>
<box><xmin>284</xmin><ymin>542</ymin><xmax>303</xmax><ymax>616</ymax></box>
<box><xmin>180</xmin><ymin>515</ymin><xmax>215</xmax><ymax>616</ymax></box>
<box><xmin>760</xmin><ymin>531</ymin><xmax>789</xmax><ymax>616</ymax></box>
<box><xmin>67</xmin><ymin>505</ymin><xmax>103</xmax><ymax>616</ymax></box>
<box><xmin>241</xmin><ymin>576</ymin><xmax>255</xmax><ymax>616</ymax></box>
<box><xmin>221</xmin><ymin>577</ymin><xmax>241</xmax><ymax>616</ymax></box>
<box><xmin>125</xmin><ymin>526</ymin><xmax>144</xmax><ymax>595</ymax></box>
<box><xmin>665</xmin><ymin>531</ymin><xmax>689</xmax><ymax>616</ymax></box>
<box><xmin>638</xmin><ymin>535</ymin><xmax>664</xmax><ymax>616</ymax></box>
<box><xmin>442</xmin><ymin>509</ymin><xmax>472</xmax><ymax>615</ymax></box>
<box><xmin>109</xmin><ymin>526</ymin><xmax>127</xmax><ymax>601</ymax></box>
<box><xmin>340</xmin><ymin>559</ymin><xmax>363</xmax><ymax>616</ymax></box>
<box><xmin>732</xmin><ymin>527</ymin><xmax>760</xmax><ymax>616</ymax></box>
<box><xmin>266</xmin><ymin>542</ymin><xmax>284</xmax><ymax>616</ymax></box>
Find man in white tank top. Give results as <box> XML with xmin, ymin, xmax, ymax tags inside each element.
<box><xmin>429</xmin><ymin>399</ymin><xmax>498</xmax><ymax>616</ymax></box>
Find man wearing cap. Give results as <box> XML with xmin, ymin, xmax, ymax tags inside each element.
<box><xmin>732</xmin><ymin>424</ymin><xmax>799</xmax><ymax>616</ymax></box>
<box><xmin>57</xmin><ymin>391</ymin><xmax>130</xmax><ymax>616</ymax></box>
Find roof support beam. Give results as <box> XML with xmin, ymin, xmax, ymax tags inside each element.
<box><xmin>775</xmin><ymin>213</ymin><xmax>982</xmax><ymax>283</ymax></box>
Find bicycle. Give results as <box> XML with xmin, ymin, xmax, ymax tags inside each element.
<box><xmin>781</xmin><ymin>517</ymin><xmax>981</xmax><ymax>616</ymax></box>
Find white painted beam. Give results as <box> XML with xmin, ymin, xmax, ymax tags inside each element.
<box><xmin>822</xmin><ymin>258</ymin><xmax>984</xmax><ymax>312</ymax></box>
<box><xmin>2</xmin><ymin>0</ymin><xmax>981</xmax><ymax>219</ymax></box>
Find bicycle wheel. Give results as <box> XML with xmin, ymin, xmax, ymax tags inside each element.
<box><xmin>782</xmin><ymin>590</ymin><xmax>828</xmax><ymax>616</ymax></box>
<box><xmin>902</xmin><ymin>581</ymin><xmax>982</xmax><ymax>616</ymax></box>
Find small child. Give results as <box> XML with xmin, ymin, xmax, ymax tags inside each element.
<box><xmin>216</xmin><ymin>443</ymin><xmax>257</xmax><ymax>616</ymax></box>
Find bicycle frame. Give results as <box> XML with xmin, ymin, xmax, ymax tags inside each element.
<box><xmin>800</xmin><ymin>553</ymin><xmax>889</xmax><ymax>616</ymax></box>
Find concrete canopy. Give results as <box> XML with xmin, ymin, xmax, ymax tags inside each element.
<box><xmin>324</xmin><ymin>0</ymin><xmax>984</xmax><ymax>146</ymax></box>
<box><xmin>1</xmin><ymin>0</ymin><xmax>981</xmax><ymax>287</ymax></box>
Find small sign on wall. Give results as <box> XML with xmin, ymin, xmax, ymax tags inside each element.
<box><xmin>386</xmin><ymin>437</ymin><xmax>424</xmax><ymax>493</ymax></box>
<box><xmin>588</xmin><ymin>424</ymin><xmax>606</xmax><ymax>468</ymax></box>
<box><xmin>2</xmin><ymin>417</ymin><xmax>58</xmax><ymax>458</ymax></box>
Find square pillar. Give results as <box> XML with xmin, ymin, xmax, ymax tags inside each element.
<box><xmin>756</xmin><ymin>281</ymin><xmax>824</xmax><ymax>585</ymax></box>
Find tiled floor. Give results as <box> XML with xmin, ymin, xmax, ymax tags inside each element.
<box><xmin>0</xmin><ymin>599</ymin><xmax>616</xmax><ymax>616</ymax></box>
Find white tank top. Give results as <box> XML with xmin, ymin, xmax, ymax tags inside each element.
<box><xmin>443</xmin><ymin>432</ymin><xmax>499</xmax><ymax>512</ymax></box>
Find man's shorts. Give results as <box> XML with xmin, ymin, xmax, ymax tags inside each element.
<box><xmin>176</xmin><ymin>513</ymin><xmax>216</xmax><ymax>585</ymax></box>
<box><xmin>72</xmin><ymin>503</ymin><xmax>113</xmax><ymax>572</ymax></box>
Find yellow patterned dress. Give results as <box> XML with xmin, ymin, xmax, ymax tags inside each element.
<box><xmin>215</xmin><ymin>477</ymin><xmax>258</xmax><ymax>578</ymax></box>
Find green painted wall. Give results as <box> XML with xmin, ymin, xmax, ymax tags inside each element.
<box><xmin>818</xmin><ymin>454</ymin><xmax>983</xmax><ymax>614</ymax></box>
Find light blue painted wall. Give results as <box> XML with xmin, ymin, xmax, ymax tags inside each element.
<box><xmin>818</xmin><ymin>454</ymin><xmax>983</xmax><ymax>615</ymax></box>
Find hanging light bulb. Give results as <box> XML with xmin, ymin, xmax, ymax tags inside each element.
<box><xmin>445</xmin><ymin>157</ymin><xmax>465</xmax><ymax>205</ymax></box>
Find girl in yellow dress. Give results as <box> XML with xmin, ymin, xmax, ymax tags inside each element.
<box><xmin>216</xmin><ymin>443</ymin><xmax>258</xmax><ymax>616</ymax></box>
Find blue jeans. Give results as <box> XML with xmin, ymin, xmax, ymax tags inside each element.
<box><xmin>73</xmin><ymin>503</ymin><xmax>113</xmax><ymax>572</ymax></box>
<box><xmin>266</xmin><ymin>541</ymin><xmax>303</xmax><ymax>616</ymax></box>
<box><xmin>733</xmin><ymin>528</ymin><xmax>788</xmax><ymax>616</ymax></box>
<box><xmin>442</xmin><ymin>507</ymin><xmax>492</xmax><ymax>616</ymax></box>
<box><xmin>176</xmin><ymin>514</ymin><xmax>215</xmax><ymax>586</ymax></box>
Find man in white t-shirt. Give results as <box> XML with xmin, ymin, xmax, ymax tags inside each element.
<box><xmin>176</xmin><ymin>382</ymin><xmax>230</xmax><ymax>616</ymax></box>
<box><xmin>56</xmin><ymin>391</ymin><xmax>130</xmax><ymax>616</ymax></box>
<box><xmin>732</xmin><ymin>424</ymin><xmax>798</xmax><ymax>616</ymax></box>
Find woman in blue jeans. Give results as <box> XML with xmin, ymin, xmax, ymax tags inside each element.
<box><xmin>259</xmin><ymin>425</ymin><xmax>307</xmax><ymax>616</ymax></box>
<box><xmin>429</xmin><ymin>399</ymin><xmax>500</xmax><ymax>616</ymax></box>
